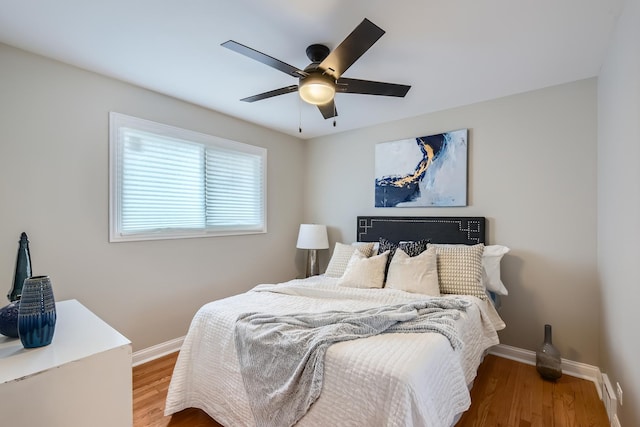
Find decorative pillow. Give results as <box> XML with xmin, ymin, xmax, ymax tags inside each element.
<box><xmin>337</xmin><ymin>250</ymin><xmax>389</xmax><ymax>289</ymax></box>
<box><xmin>379</xmin><ymin>238</ymin><xmax>429</xmax><ymax>258</ymax></box>
<box><xmin>430</xmin><ymin>243</ymin><xmax>510</xmax><ymax>296</ymax></box>
<box><xmin>352</xmin><ymin>241</ymin><xmax>379</xmax><ymax>255</ymax></box>
<box><xmin>429</xmin><ymin>243</ymin><xmax>486</xmax><ymax>300</ymax></box>
<box><xmin>378</xmin><ymin>238</ymin><xmax>429</xmax><ymax>277</ymax></box>
<box><xmin>325</xmin><ymin>242</ymin><xmax>375</xmax><ymax>278</ymax></box>
<box><xmin>385</xmin><ymin>247</ymin><xmax>440</xmax><ymax>296</ymax></box>
<box><xmin>482</xmin><ymin>245</ymin><xmax>510</xmax><ymax>295</ymax></box>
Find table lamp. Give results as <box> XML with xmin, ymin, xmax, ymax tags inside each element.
<box><xmin>296</xmin><ymin>224</ymin><xmax>329</xmax><ymax>277</ymax></box>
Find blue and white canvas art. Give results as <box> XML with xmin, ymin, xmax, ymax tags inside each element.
<box><xmin>375</xmin><ymin>129</ymin><xmax>468</xmax><ymax>207</ymax></box>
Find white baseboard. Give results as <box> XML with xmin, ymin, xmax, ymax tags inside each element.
<box><xmin>612</xmin><ymin>414</ymin><xmax>622</xmax><ymax>427</ymax></box>
<box><xmin>489</xmin><ymin>343</ymin><xmax>603</xmax><ymax>399</ymax></box>
<box><xmin>132</xmin><ymin>336</ymin><xmax>185</xmax><ymax>367</ymax></box>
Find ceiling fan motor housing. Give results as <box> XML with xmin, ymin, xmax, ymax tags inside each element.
<box><xmin>305</xmin><ymin>44</ymin><xmax>330</xmax><ymax>63</ymax></box>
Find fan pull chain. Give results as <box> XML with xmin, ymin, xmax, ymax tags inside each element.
<box><xmin>298</xmin><ymin>97</ymin><xmax>302</xmax><ymax>133</ymax></box>
<box><xmin>333</xmin><ymin>101</ymin><xmax>337</xmax><ymax>127</ymax></box>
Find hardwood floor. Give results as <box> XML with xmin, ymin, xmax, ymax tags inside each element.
<box><xmin>133</xmin><ymin>352</ymin><xmax>609</xmax><ymax>427</ymax></box>
<box><xmin>456</xmin><ymin>355</ymin><xmax>609</xmax><ymax>427</ymax></box>
<box><xmin>133</xmin><ymin>352</ymin><xmax>222</xmax><ymax>427</ymax></box>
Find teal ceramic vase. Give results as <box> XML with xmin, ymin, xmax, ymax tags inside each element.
<box><xmin>8</xmin><ymin>232</ymin><xmax>32</xmax><ymax>302</ymax></box>
<box><xmin>18</xmin><ymin>276</ymin><xmax>56</xmax><ymax>348</ymax></box>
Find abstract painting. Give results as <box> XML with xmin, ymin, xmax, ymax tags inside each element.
<box><xmin>375</xmin><ymin>129</ymin><xmax>468</xmax><ymax>207</ymax></box>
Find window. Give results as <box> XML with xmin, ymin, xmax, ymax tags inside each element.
<box><xmin>109</xmin><ymin>112</ymin><xmax>266</xmax><ymax>242</ymax></box>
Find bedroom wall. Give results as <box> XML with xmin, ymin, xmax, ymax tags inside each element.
<box><xmin>0</xmin><ymin>43</ymin><xmax>306</xmax><ymax>351</ymax></box>
<box><xmin>597</xmin><ymin>0</ymin><xmax>640</xmax><ymax>423</ymax></box>
<box><xmin>305</xmin><ymin>79</ymin><xmax>600</xmax><ymax>365</ymax></box>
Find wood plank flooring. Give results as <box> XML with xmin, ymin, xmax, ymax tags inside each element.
<box><xmin>456</xmin><ymin>355</ymin><xmax>609</xmax><ymax>427</ymax></box>
<box><xmin>133</xmin><ymin>352</ymin><xmax>609</xmax><ymax>427</ymax></box>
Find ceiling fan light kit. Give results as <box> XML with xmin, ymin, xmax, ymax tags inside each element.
<box><xmin>222</xmin><ymin>18</ymin><xmax>410</xmax><ymax>121</ymax></box>
<box><xmin>298</xmin><ymin>74</ymin><xmax>335</xmax><ymax>105</ymax></box>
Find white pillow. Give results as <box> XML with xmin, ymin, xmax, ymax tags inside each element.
<box><xmin>337</xmin><ymin>250</ymin><xmax>389</xmax><ymax>289</ymax></box>
<box><xmin>482</xmin><ymin>245</ymin><xmax>510</xmax><ymax>295</ymax></box>
<box><xmin>325</xmin><ymin>242</ymin><xmax>375</xmax><ymax>278</ymax></box>
<box><xmin>385</xmin><ymin>247</ymin><xmax>440</xmax><ymax>296</ymax></box>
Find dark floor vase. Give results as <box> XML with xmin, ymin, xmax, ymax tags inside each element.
<box><xmin>18</xmin><ymin>276</ymin><xmax>56</xmax><ymax>348</ymax></box>
<box><xmin>536</xmin><ymin>324</ymin><xmax>562</xmax><ymax>380</ymax></box>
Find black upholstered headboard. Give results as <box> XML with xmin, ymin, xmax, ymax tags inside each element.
<box><xmin>357</xmin><ymin>216</ymin><xmax>485</xmax><ymax>245</ymax></box>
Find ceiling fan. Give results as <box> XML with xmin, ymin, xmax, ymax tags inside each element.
<box><xmin>221</xmin><ymin>18</ymin><xmax>411</xmax><ymax>120</ymax></box>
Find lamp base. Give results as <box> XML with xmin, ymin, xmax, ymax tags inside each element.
<box><xmin>306</xmin><ymin>249</ymin><xmax>319</xmax><ymax>278</ymax></box>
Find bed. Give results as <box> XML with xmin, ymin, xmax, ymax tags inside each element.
<box><xmin>165</xmin><ymin>216</ymin><xmax>506</xmax><ymax>427</ymax></box>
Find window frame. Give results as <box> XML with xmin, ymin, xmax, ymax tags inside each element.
<box><xmin>109</xmin><ymin>112</ymin><xmax>267</xmax><ymax>242</ymax></box>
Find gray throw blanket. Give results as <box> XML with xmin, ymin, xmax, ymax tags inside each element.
<box><xmin>234</xmin><ymin>298</ymin><xmax>470</xmax><ymax>427</ymax></box>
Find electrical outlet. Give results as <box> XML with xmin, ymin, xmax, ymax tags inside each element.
<box><xmin>616</xmin><ymin>382</ymin><xmax>623</xmax><ymax>406</ymax></box>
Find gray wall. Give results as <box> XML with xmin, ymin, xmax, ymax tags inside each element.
<box><xmin>306</xmin><ymin>79</ymin><xmax>600</xmax><ymax>365</ymax></box>
<box><xmin>598</xmin><ymin>0</ymin><xmax>640</xmax><ymax>424</ymax></box>
<box><xmin>0</xmin><ymin>43</ymin><xmax>306</xmax><ymax>351</ymax></box>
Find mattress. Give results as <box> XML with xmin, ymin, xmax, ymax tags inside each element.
<box><xmin>165</xmin><ymin>275</ymin><xmax>505</xmax><ymax>427</ymax></box>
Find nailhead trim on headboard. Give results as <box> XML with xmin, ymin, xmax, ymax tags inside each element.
<box><xmin>357</xmin><ymin>216</ymin><xmax>486</xmax><ymax>245</ymax></box>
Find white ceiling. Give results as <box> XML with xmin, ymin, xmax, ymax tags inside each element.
<box><xmin>0</xmin><ymin>0</ymin><xmax>623</xmax><ymax>139</ymax></box>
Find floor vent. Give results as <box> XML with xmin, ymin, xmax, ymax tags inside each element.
<box><xmin>602</xmin><ymin>373</ymin><xmax>617</xmax><ymax>424</ymax></box>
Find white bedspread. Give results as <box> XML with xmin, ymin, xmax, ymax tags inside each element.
<box><xmin>165</xmin><ymin>276</ymin><xmax>505</xmax><ymax>427</ymax></box>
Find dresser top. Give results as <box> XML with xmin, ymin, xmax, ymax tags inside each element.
<box><xmin>0</xmin><ymin>299</ymin><xmax>131</xmax><ymax>384</ymax></box>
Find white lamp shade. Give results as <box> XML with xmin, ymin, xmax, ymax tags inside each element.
<box><xmin>296</xmin><ymin>224</ymin><xmax>329</xmax><ymax>249</ymax></box>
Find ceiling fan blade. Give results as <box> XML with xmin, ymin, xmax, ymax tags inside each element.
<box><xmin>222</xmin><ymin>40</ymin><xmax>306</xmax><ymax>78</ymax></box>
<box><xmin>240</xmin><ymin>85</ymin><xmax>299</xmax><ymax>102</ymax></box>
<box><xmin>319</xmin><ymin>18</ymin><xmax>385</xmax><ymax>79</ymax></box>
<box><xmin>337</xmin><ymin>78</ymin><xmax>411</xmax><ymax>97</ymax></box>
<box><xmin>317</xmin><ymin>100</ymin><xmax>337</xmax><ymax>119</ymax></box>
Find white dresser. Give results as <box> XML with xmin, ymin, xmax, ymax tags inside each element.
<box><xmin>0</xmin><ymin>299</ymin><xmax>132</xmax><ymax>426</ymax></box>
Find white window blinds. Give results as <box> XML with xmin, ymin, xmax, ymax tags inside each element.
<box><xmin>205</xmin><ymin>148</ymin><xmax>264</xmax><ymax>229</ymax></box>
<box><xmin>121</xmin><ymin>129</ymin><xmax>206</xmax><ymax>233</ymax></box>
<box><xmin>109</xmin><ymin>112</ymin><xmax>266</xmax><ymax>242</ymax></box>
